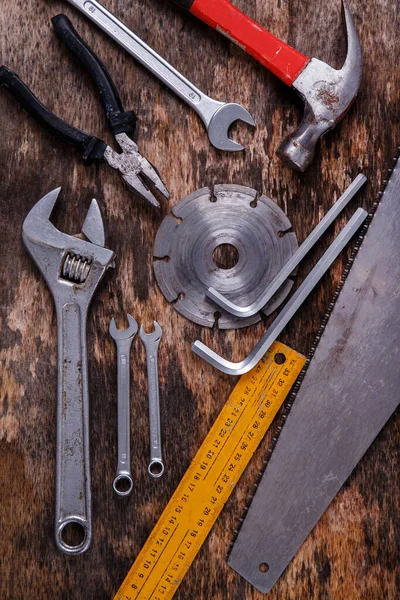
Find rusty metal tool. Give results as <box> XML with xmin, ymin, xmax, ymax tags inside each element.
<box><xmin>22</xmin><ymin>188</ymin><xmax>115</xmax><ymax>555</ymax></box>
<box><xmin>0</xmin><ymin>14</ymin><xmax>169</xmax><ymax>208</ymax></box>
<box><xmin>228</xmin><ymin>151</ymin><xmax>400</xmax><ymax>593</ymax></box>
<box><xmin>109</xmin><ymin>315</ymin><xmax>138</xmax><ymax>497</ymax></box>
<box><xmin>172</xmin><ymin>0</ymin><xmax>362</xmax><ymax>171</ymax></box>
<box><xmin>193</xmin><ymin>207</ymin><xmax>368</xmax><ymax>375</ymax></box>
<box><xmin>64</xmin><ymin>0</ymin><xmax>256</xmax><ymax>151</ymax></box>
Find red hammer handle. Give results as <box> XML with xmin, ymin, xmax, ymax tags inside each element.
<box><xmin>173</xmin><ymin>0</ymin><xmax>309</xmax><ymax>85</ymax></box>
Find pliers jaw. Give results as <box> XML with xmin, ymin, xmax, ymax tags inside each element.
<box><xmin>104</xmin><ymin>133</ymin><xmax>170</xmax><ymax>208</ymax></box>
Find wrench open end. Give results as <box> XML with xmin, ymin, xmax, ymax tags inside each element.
<box><xmin>109</xmin><ymin>314</ymin><xmax>138</xmax><ymax>340</ymax></box>
<box><xmin>208</xmin><ymin>103</ymin><xmax>256</xmax><ymax>152</ymax></box>
<box><xmin>139</xmin><ymin>321</ymin><xmax>163</xmax><ymax>343</ymax></box>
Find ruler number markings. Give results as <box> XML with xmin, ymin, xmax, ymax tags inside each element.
<box><xmin>115</xmin><ymin>344</ymin><xmax>306</xmax><ymax>600</ymax></box>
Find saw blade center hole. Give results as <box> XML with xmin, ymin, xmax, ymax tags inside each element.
<box><xmin>212</xmin><ymin>244</ymin><xmax>240</xmax><ymax>270</ymax></box>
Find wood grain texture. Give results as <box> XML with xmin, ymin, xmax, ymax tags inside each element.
<box><xmin>0</xmin><ymin>1</ymin><xmax>399</xmax><ymax>599</ymax></box>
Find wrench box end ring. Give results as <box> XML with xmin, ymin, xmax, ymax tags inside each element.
<box><xmin>113</xmin><ymin>473</ymin><xmax>134</xmax><ymax>497</ymax></box>
<box><xmin>148</xmin><ymin>460</ymin><xmax>165</xmax><ymax>479</ymax></box>
<box><xmin>56</xmin><ymin>516</ymin><xmax>91</xmax><ymax>555</ymax></box>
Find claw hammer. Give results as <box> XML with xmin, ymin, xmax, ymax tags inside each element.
<box><xmin>172</xmin><ymin>0</ymin><xmax>362</xmax><ymax>171</ymax></box>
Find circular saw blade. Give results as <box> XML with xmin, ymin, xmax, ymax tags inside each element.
<box><xmin>153</xmin><ymin>185</ymin><xmax>298</xmax><ymax>329</ymax></box>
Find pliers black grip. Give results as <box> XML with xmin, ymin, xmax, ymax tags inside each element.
<box><xmin>52</xmin><ymin>13</ymin><xmax>137</xmax><ymax>138</ymax></box>
<box><xmin>0</xmin><ymin>14</ymin><xmax>169</xmax><ymax>207</ymax></box>
<box><xmin>0</xmin><ymin>66</ymin><xmax>107</xmax><ymax>164</ymax></box>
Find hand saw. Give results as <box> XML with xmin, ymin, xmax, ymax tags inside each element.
<box><xmin>228</xmin><ymin>151</ymin><xmax>400</xmax><ymax>594</ymax></box>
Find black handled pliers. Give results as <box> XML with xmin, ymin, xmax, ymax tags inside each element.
<box><xmin>0</xmin><ymin>14</ymin><xmax>169</xmax><ymax>208</ymax></box>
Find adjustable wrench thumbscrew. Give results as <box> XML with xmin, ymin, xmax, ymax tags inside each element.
<box><xmin>22</xmin><ymin>188</ymin><xmax>115</xmax><ymax>555</ymax></box>
<box><xmin>139</xmin><ymin>322</ymin><xmax>164</xmax><ymax>479</ymax></box>
<box><xmin>109</xmin><ymin>315</ymin><xmax>138</xmax><ymax>497</ymax></box>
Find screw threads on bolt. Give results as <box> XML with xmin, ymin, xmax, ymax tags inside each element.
<box><xmin>62</xmin><ymin>252</ymin><xmax>92</xmax><ymax>283</ymax></box>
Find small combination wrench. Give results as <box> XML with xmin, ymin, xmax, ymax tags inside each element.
<box><xmin>140</xmin><ymin>322</ymin><xmax>164</xmax><ymax>479</ymax></box>
<box><xmin>22</xmin><ymin>188</ymin><xmax>115</xmax><ymax>555</ymax></box>
<box><xmin>109</xmin><ymin>315</ymin><xmax>138</xmax><ymax>497</ymax></box>
<box><xmin>64</xmin><ymin>0</ymin><xmax>255</xmax><ymax>151</ymax></box>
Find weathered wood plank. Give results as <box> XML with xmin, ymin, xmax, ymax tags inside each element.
<box><xmin>0</xmin><ymin>1</ymin><xmax>399</xmax><ymax>599</ymax></box>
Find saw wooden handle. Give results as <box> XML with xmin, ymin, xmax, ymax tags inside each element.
<box><xmin>173</xmin><ymin>0</ymin><xmax>309</xmax><ymax>85</ymax></box>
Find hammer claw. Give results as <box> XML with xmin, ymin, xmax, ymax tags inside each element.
<box><xmin>173</xmin><ymin>0</ymin><xmax>362</xmax><ymax>171</ymax></box>
<box><xmin>277</xmin><ymin>0</ymin><xmax>362</xmax><ymax>171</ymax></box>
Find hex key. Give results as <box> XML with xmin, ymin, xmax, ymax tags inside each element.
<box><xmin>192</xmin><ymin>208</ymin><xmax>368</xmax><ymax>375</ymax></box>
<box><xmin>207</xmin><ymin>174</ymin><xmax>367</xmax><ymax>318</ymax></box>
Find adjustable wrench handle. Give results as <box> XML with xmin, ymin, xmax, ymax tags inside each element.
<box><xmin>173</xmin><ymin>0</ymin><xmax>309</xmax><ymax>85</ymax></box>
<box><xmin>55</xmin><ymin>302</ymin><xmax>91</xmax><ymax>555</ymax></box>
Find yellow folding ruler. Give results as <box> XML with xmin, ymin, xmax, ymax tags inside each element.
<box><xmin>115</xmin><ymin>342</ymin><xmax>305</xmax><ymax>600</ymax></box>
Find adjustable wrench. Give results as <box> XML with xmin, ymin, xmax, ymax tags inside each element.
<box><xmin>139</xmin><ymin>322</ymin><xmax>164</xmax><ymax>478</ymax></box>
<box><xmin>22</xmin><ymin>189</ymin><xmax>115</xmax><ymax>554</ymax></box>
<box><xmin>109</xmin><ymin>315</ymin><xmax>138</xmax><ymax>497</ymax></box>
<box><xmin>64</xmin><ymin>0</ymin><xmax>255</xmax><ymax>151</ymax></box>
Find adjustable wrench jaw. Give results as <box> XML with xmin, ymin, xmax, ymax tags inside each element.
<box><xmin>22</xmin><ymin>188</ymin><xmax>115</xmax><ymax>304</ymax></box>
<box><xmin>277</xmin><ymin>2</ymin><xmax>362</xmax><ymax>172</ymax></box>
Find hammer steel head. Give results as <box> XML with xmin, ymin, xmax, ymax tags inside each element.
<box><xmin>109</xmin><ymin>314</ymin><xmax>138</xmax><ymax>340</ymax></box>
<box><xmin>208</xmin><ymin>103</ymin><xmax>256</xmax><ymax>152</ymax></box>
<box><xmin>277</xmin><ymin>1</ymin><xmax>362</xmax><ymax>172</ymax></box>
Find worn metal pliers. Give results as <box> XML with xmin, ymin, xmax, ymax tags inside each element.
<box><xmin>0</xmin><ymin>14</ymin><xmax>169</xmax><ymax>208</ymax></box>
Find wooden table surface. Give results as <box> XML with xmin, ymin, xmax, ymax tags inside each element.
<box><xmin>1</xmin><ymin>1</ymin><xmax>399</xmax><ymax>598</ymax></box>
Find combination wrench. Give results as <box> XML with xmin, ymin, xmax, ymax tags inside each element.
<box><xmin>140</xmin><ymin>322</ymin><xmax>164</xmax><ymax>478</ymax></box>
<box><xmin>109</xmin><ymin>314</ymin><xmax>138</xmax><ymax>497</ymax></box>
<box><xmin>22</xmin><ymin>188</ymin><xmax>115</xmax><ymax>554</ymax></box>
<box><xmin>64</xmin><ymin>0</ymin><xmax>255</xmax><ymax>151</ymax></box>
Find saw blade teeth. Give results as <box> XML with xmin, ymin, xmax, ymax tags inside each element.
<box><xmin>228</xmin><ymin>156</ymin><xmax>400</xmax><ymax>561</ymax></box>
<box><xmin>172</xmin><ymin>187</ymin><xmax>212</xmax><ymax>219</ymax></box>
<box><xmin>153</xmin><ymin>216</ymin><xmax>180</xmax><ymax>258</ymax></box>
